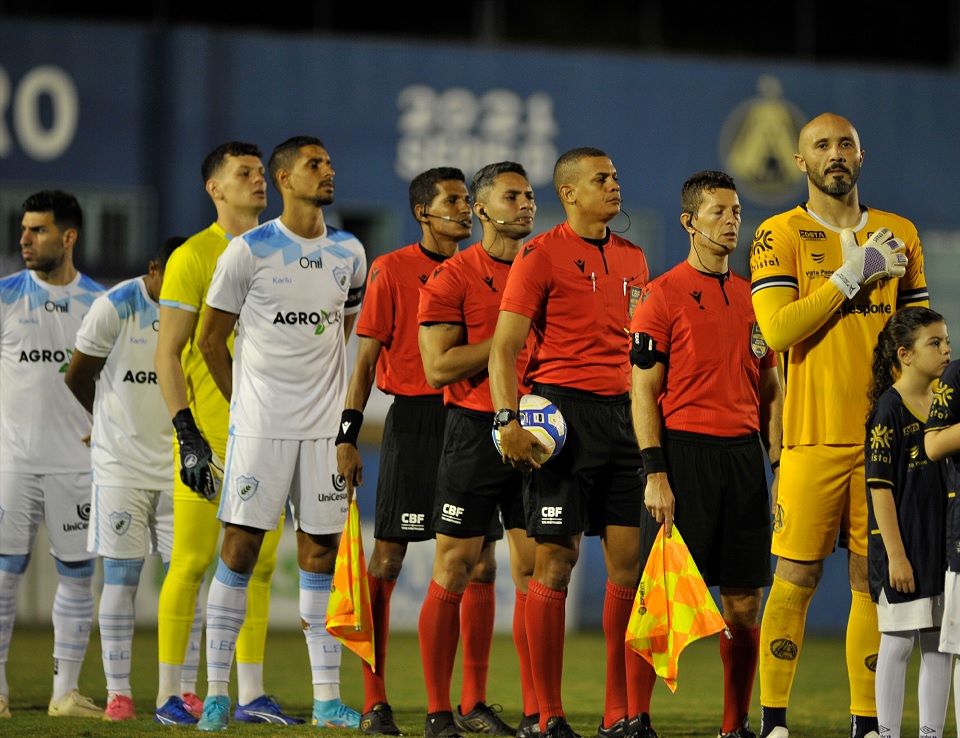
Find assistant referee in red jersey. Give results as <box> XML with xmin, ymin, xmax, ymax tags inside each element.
<box><xmin>630</xmin><ymin>170</ymin><xmax>783</xmax><ymax>738</ymax></box>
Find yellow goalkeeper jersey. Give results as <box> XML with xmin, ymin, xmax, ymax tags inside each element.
<box><xmin>750</xmin><ymin>204</ymin><xmax>928</xmax><ymax>447</ymax></box>
<box><xmin>158</xmin><ymin>222</ymin><xmax>233</xmax><ymax>458</ymax></box>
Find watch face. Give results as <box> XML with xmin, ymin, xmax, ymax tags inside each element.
<box><xmin>494</xmin><ymin>409</ymin><xmax>515</xmax><ymax>427</ymax></box>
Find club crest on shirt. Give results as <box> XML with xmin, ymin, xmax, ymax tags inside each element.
<box><xmin>750</xmin><ymin>321</ymin><xmax>768</xmax><ymax>358</ymax></box>
<box><xmin>110</xmin><ymin>511</ymin><xmax>132</xmax><ymax>536</ymax></box>
<box><xmin>236</xmin><ymin>475</ymin><xmax>260</xmax><ymax>500</ymax></box>
<box><xmin>333</xmin><ymin>266</ymin><xmax>351</xmax><ymax>291</ymax></box>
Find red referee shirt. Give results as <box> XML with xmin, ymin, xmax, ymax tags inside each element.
<box><xmin>418</xmin><ymin>243</ymin><xmax>532</xmax><ymax>412</ymax></box>
<box><xmin>355</xmin><ymin>243</ymin><xmax>446</xmax><ymax>397</ymax></box>
<box><xmin>499</xmin><ymin>221</ymin><xmax>649</xmax><ymax>396</ymax></box>
<box><xmin>629</xmin><ymin>261</ymin><xmax>777</xmax><ymax>436</ymax></box>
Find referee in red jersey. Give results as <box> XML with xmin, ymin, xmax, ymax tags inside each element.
<box><xmin>629</xmin><ymin>171</ymin><xmax>783</xmax><ymax>738</ymax></box>
<box><xmin>488</xmin><ymin>147</ymin><xmax>654</xmax><ymax>738</ymax></box>
<box><xmin>337</xmin><ymin>168</ymin><xmax>495</xmax><ymax>736</ymax></box>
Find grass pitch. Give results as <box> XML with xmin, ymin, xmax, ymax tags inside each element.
<box><xmin>1</xmin><ymin>626</ymin><xmax>944</xmax><ymax>737</ymax></box>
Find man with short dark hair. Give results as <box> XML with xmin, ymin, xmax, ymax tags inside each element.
<box><xmin>196</xmin><ymin>136</ymin><xmax>366</xmax><ymax>732</ymax></box>
<box><xmin>489</xmin><ymin>147</ymin><xmax>653</xmax><ymax>738</ymax></box>
<box><xmin>0</xmin><ymin>190</ymin><xmax>106</xmax><ymax>719</ymax></box>
<box><xmin>631</xmin><ymin>170</ymin><xmax>782</xmax><ymax>738</ymax></box>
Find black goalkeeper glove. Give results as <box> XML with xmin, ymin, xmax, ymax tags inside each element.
<box><xmin>172</xmin><ymin>408</ymin><xmax>220</xmax><ymax>500</ymax></box>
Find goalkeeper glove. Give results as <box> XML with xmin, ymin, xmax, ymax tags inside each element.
<box><xmin>830</xmin><ymin>227</ymin><xmax>908</xmax><ymax>299</ymax></box>
<box><xmin>172</xmin><ymin>408</ymin><xmax>221</xmax><ymax>500</ymax></box>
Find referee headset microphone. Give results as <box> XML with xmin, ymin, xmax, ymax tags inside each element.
<box><xmin>421</xmin><ymin>203</ymin><xmax>471</xmax><ymax>227</ymax></box>
<box><xmin>684</xmin><ymin>213</ymin><xmax>730</xmax><ymax>279</ymax></box>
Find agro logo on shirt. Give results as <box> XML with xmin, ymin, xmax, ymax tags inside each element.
<box><xmin>272</xmin><ymin>309</ymin><xmax>343</xmax><ymax>335</ymax></box>
<box><xmin>19</xmin><ymin>346</ymin><xmax>73</xmax><ymax>372</ymax></box>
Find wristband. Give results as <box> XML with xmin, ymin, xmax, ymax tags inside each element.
<box><xmin>770</xmin><ymin>459</ymin><xmax>780</xmax><ymax>472</ymax></box>
<box><xmin>336</xmin><ymin>409</ymin><xmax>363</xmax><ymax>446</ymax></box>
<box><xmin>640</xmin><ymin>447</ymin><xmax>668</xmax><ymax>475</ymax></box>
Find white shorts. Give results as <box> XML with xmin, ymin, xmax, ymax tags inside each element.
<box><xmin>878</xmin><ymin>589</ymin><xmax>943</xmax><ymax>633</ymax></box>
<box><xmin>219</xmin><ymin>435</ymin><xmax>348</xmax><ymax>535</ymax></box>
<box><xmin>87</xmin><ymin>484</ymin><xmax>174</xmax><ymax>561</ymax></box>
<box><xmin>939</xmin><ymin>571</ymin><xmax>960</xmax><ymax>653</ymax></box>
<box><xmin>0</xmin><ymin>471</ymin><xmax>93</xmax><ymax>561</ymax></box>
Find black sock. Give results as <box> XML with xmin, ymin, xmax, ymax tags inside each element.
<box><xmin>850</xmin><ymin>714</ymin><xmax>879</xmax><ymax>738</ymax></box>
<box><xmin>759</xmin><ymin>707</ymin><xmax>786</xmax><ymax>738</ymax></box>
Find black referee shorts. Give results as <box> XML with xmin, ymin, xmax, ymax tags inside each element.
<box><xmin>640</xmin><ymin>429</ymin><xmax>773</xmax><ymax>589</ymax></box>
<box><xmin>432</xmin><ymin>405</ymin><xmax>515</xmax><ymax>540</ymax></box>
<box><xmin>374</xmin><ymin>395</ymin><xmax>446</xmax><ymax>541</ymax></box>
<box><xmin>525</xmin><ymin>383</ymin><xmax>644</xmax><ymax>538</ymax></box>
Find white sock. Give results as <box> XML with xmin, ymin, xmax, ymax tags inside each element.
<box><xmin>51</xmin><ymin>559</ymin><xmax>95</xmax><ymax>701</ymax></box>
<box><xmin>237</xmin><ymin>662</ymin><xmax>264</xmax><ymax>706</ymax></box>
<box><xmin>0</xmin><ymin>557</ymin><xmax>28</xmax><ymax>698</ymax></box>
<box><xmin>157</xmin><ymin>662</ymin><xmax>182</xmax><ymax>709</ymax></box>
<box><xmin>876</xmin><ymin>630</ymin><xmax>914</xmax><ymax>738</ymax></box>
<box><xmin>917</xmin><ymin>630</ymin><xmax>951</xmax><ymax>738</ymax></box>
<box><xmin>205</xmin><ymin>560</ymin><xmax>250</xmax><ymax>689</ymax></box>
<box><xmin>100</xmin><ymin>558</ymin><xmax>143</xmax><ymax>698</ymax></box>
<box><xmin>181</xmin><ymin>589</ymin><xmax>204</xmax><ymax>695</ymax></box>
<box><xmin>300</xmin><ymin>570</ymin><xmax>341</xmax><ymax>702</ymax></box>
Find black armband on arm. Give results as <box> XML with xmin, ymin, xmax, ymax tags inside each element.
<box><xmin>770</xmin><ymin>459</ymin><xmax>780</xmax><ymax>473</ymax></box>
<box><xmin>640</xmin><ymin>446</ymin><xmax>668</xmax><ymax>475</ymax></box>
<box><xmin>336</xmin><ymin>409</ymin><xmax>364</xmax><ymax>446</ymax></box>
<box><xmin>630</xmin><ymin>332</ymin><xmax>669</xmax><ymax>370</ymax></box>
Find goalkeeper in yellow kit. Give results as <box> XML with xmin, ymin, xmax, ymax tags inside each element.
<box><xmin>153</xmin><ymin>142</ymin><xmax>301</xmax><ymax>725</ymax></box>
<box><xmin>750</xmin><ymin>113</ymin><xmax>928</xmax><ymax>738</ymax></box>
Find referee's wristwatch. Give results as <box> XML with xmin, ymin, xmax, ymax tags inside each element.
<box><xmin>493</xmin><ymin>408</ymin><xmax>520</xmax><ymax>428</ymax></box>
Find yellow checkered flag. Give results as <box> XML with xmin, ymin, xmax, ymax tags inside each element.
<box><xmin>626</xmin><ymin>524</ymin><xmax>727</xmax><ymax>692</ymax></box>
<box><xmin>325</xmin><ymin>498</ymin><xmax>376</xmax><ymax>670</ymax></box>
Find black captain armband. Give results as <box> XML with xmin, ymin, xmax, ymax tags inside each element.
<box><xmin>640</xmin><ymin>447</ymin><xmax>668</xmax><ymax>475</ymax></box>
<box><xmin>336</xmin><ymin>409</ymin><xmax>364</xmax><ymax>446</ymax></box>
<box><xmin>770</xmin><ymin>459</ymin><xmax>780</xmax><ymax>473</ymax></box>
<box><xmin>630</xmin><ymin>332</ymin><xmax>668</xmax><ymax>370</ymax></box>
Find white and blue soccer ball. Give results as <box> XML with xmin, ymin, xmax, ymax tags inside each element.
<box><xmin>492</xmin><ymin>393</ymin><xmax>567</xmax><ymax>465</ymax></box>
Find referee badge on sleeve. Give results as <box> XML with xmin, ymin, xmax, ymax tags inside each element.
<box><xmin>750</xmin><ymin>321</ymin><xmax>768</xmax><ymax>358</ymax></box>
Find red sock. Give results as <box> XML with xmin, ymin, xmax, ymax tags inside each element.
<box><xmin>513</xmin><ymin>589</ymin><xmax>538</xmax><ymax>717</ymax></box>
<box><xmin>460</xmin><ymin>581</ymin><xmax>495</xmax><ymax>711</ymax></box>
<box><xmin>526</xmin><ymin>579</ymin><xmax>566</xmax><ymax>729</ymax></box>
<box><xmin>720</xmin><ymin>624</ymin><xmax>760</xmax><ymax>733</ymax></box>
<box><xmin>627</xmin><ymin>649</ymin><xmax>657</xmax><ymax>717</ymax></box>
<box><xmin>418</xmin><ymin>580</ymin><xmax>463</xmax><ymax>714</ymax></box>
<box><xmin>603</xmin><ymin>581</ymin><xmax>633</xmax><ymax>728</ymax></box>
<box><xmin>362</xmin><ymin>574</ymin><xmax>396</xmax><ymax>712</ymax></box>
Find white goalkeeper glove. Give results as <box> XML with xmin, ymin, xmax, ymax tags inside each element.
<box><xmin>830</xmin><ymin>227</ymin><xmax>908</xmax><ymax>299</ymax></box>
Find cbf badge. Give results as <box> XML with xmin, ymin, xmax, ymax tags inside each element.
<box><xmin>750</xmin><ymin>321</ymin><xmax>769</xmax><ymax>358</ymax></box>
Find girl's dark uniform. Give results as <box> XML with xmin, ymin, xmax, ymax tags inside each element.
<box><xmin>925</xmin><ymin>359</ymin><xmax>960</xmax><ymax>574</ymax></box>
<box><xmin>865</xmin><ymin>387</ymin><xmax>947</xmax><ymax>605</ymax></box>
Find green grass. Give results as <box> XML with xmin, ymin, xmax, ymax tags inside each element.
<box><xmin>2</xmin><ymin>626</ymin><xmax>944</xmax><ymax>737</ymax></box>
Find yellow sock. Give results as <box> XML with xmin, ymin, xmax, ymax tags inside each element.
<box><xmin>846</xmin><ymin>589</ymin><xmax>879</xmax><ymax>717</ymax></box>
<box><xmin>759</xmin><ymin>574</ymin><xmax>815</xmax><ymax>708</ymax></box>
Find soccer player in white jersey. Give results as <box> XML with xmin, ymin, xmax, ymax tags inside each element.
<box><xmin>0</xmin><ymin>190</ymin><xmax>106</xmax><ymax>719</ymax></box>
<box><xmin>194</xmin><ymin>136</ymin><xmax>367</xmax><ymax>731</ymax></box>
<box><xmin>64</xmin><ymin>236</ymin><xmax>201</xmax><ymax>721</ymax></box>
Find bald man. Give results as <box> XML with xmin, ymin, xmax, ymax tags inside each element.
<box><xmin>749</xmin><ymin>113</ymin><xmax>928</xmax><ymax>738</ymax></box>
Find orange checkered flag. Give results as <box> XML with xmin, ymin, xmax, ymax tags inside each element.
<box><xmin>325</xmin><ymin>498</ymin><xmax>376</xmax><ymax>670</ymax></box>
<box><xmin>626</xmin><ymin>524</ymin><xmax>727</xmax><ymax>692</ymax></box>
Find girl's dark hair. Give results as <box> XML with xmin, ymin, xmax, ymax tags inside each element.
<box><xmin>867</xmin><ymin>306</ymin><xmax>945</xmax><ymax>416</ymax></box>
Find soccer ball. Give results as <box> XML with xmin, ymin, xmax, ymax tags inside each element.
<box><xmin>492</xmin><ymin>393</ymin><xmax>567</xmax><ymax>465</ymax></box>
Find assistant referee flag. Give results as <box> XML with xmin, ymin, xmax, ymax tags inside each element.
<box><xmin>626</xmin><ymin>524</ymin><xmax>727</xmax><ymax>692</ymax></box>
<box><xmin>326</xmin><ymin>498</ymin><xmax>376</xmax><ymax>670</ymax></box>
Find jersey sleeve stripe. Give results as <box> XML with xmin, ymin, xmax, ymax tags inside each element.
<box><xmin>897</xmin><ymin>286</ymin><xmax>930</xmax><ymax>306</ymax></box>
<box><xmin>751</xmin><ymin>274</ymin><xmax>799</xmax><ymax>294</ymax></box>
<box><xmin>159</xmin><ymin>298</ymin><xmax>199</xmax><ymax>312</ymax></box>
